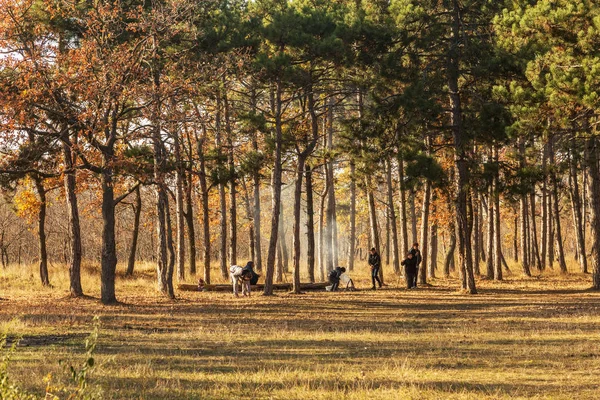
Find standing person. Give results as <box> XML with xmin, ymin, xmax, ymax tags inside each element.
<box><xmin>409</xmin><ymin>243</ymin><xmax>422</xmax><ymax>287</ymax></box>
<box><xmin>230</xmin><ymin>264</ymin><xmax>252</xmax><ymax>297</ymax></box>
<box><xmin>401</xmin><ymin>252</ymin><xmax>417</xmax><ymax>289</ymax></box>
<box><xmin>368</xmin><ymin>247</ymin><xmax>382</xmax><ymax>290</ymax></box>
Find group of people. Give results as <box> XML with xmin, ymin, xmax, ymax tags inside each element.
<box><xmin>367</xmin><ymin>243</ymin><xmax>422</xmax><ymax>290</ymax></box>
<box><xmin>230</xmin><ymin>243</ymin><xmax>423</xmax><ymax>296</ymax></box>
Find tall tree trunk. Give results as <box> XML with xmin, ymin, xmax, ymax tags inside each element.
<box><xmin>448</xmin><ymin>1</ymin><xmax>476</xmax><ymax>293</ymax></box>
<box><xmin>318</xmin><ymin>184</ymin><xmax>326</xmax><ymax>282</ymax></box>
<box><xmin>174</xmin><ymin>127</ymin><xmax>186</xmax><ymax>282</ymax></box>
<box><xmin>493</xmin><ymin>145</ymin><xmax>503</xmax><ymax>280</ymax></box>
<box><xmin>397</xmin><ymin>157</ymin><xmax>409</xmax><ymax>255</ymax></box>
<box><xmin>419</xmin><ymin>179</ymin><xmax>431</xmax><ymax>284</ymax></box>
<box><xmin>444</xmin><ymin>222</ymin><xmax>456</xmax><ymax>277</ymax></box>
<box><xmin>519</xmin><ymin>137</ymin><xmax>531</xmax><ymax>277</ymax></box>
<box><xmin>585</xmin><ymin>134</ymin><xmax>600</xmax><ymax>289</ymax></box>
<box><xmin>366</xmin><ymin>176</ymin><xmax>383</xmax><ymax>284</ymax></box>
<box><xmin>385</xmin><ymin>159</ymin><xmax>400</xmax><ymax>274</ymax></box>
<box><xmin>306</xmin><ymin>164</ymin><xmax>316</xmax><ymax>282</ymax></box>
<box><xmin>549</xmin><ymin>137</ymin><xmax>568</xmax><ymax>273</ymax></box>
<box><xmin>33</xmin><ymin>177</ymin><xmax>49</xmax><ymax>286</ymax></box>
<box><xmin>292</xmin><ymin>156</ymin><xmax>306</xmax><ymax>293</ymax></box>
<box><xmin>541</xmin><ymin>146</ymin><xmax>548</xmax><ymax>270</ymax></box>
<box><xmin>348</xmin><ymin>161</ymin><xmax>356</xmax><ymax>272</ymax></box>
<box><xmin>513</xmin><ymin>214</ymin><xmax>519</xmax><ymax>262</ymax></box>
<box><xmin>62</xmin><ymin>141</ymin><xmax>83</xmax><ymax>297</ymax></box>
<box><xmin>546</xmin><ymin>140</ymin><xmax>555</xmax><ymax>270</ymax></box>
<box><xmin>224</xmin><ymin>89</ymin><xmax>237</xmax><ymax>267</ymax></box>
<box><xmin>101</xmin><ymin>164</ymin><xmax>118</xmax><ymax>304</ymax></box>
<box><xmin>473</xmin><ymin>192</ymin><xmax>480</xmax><ymax>276</ymax></box>
<box><xmin>251</xmin><ymin>89</ymin><xmax>263</xmax><ymax>273</ymax></box>
<box><xmin>486</xmin><ymin>184</ymin><xmax>495</xmax><ymax>279</ymax></box>
<box><xmin>428</xmin><ymin>203</ymin><xmax>438</xmax><ymax>279</ymax></box>
<box><xmin>126</xmin><ymin>186</ymin><xmax>141</xmax><ymax>276</ymax></box>
<box><xmin>184</xmin><ymin>175</ymin><xmax>196</xmax><ymax>276</ymax></box>
<box><xmin>198</xmin><ymin>125</ymin><xmax>211</xmax><ymax>284</ymax></box>
<box><xmin>478</xmin><ymin>195</ymin><xmax>486</xmax><ymax>263</ymax></box>
<box><xmin>215</xmin><ymin>95</ymin><xmax>228</xmax><ymax>279</ymax></box>
<box><xmin>569</xmin><ymin>150</ymin><xmax>587</xmax><ymax>273</ymax></box>
<box><xmin>263</xmin><ymin>80</ymin><xmax>284</xmax><ymax>295</ymax></box>
<box><xmin>325</xmin><ymin>98</ymin><xmax>339</xmax><ymax>270</ymax></box>
<box><xmin>530</xmin><ymin>191</ymin><xmax>542</xmax><ymax>271</ymax></box>
<box><xmin>409</xmin><ymin>190</ymin><xmax>417</xmax><ymax>245</ymax></box>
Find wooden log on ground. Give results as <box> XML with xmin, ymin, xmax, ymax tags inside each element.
<box><xmin>177</xmin><ymin>282</ymin><xmax>329</xmax><ymax>292</ymax></box>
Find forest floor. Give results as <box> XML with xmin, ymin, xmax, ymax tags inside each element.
<box><xmin>1</xmin><ymin>262</ymin><xmax>600</xmax><ymax>399</ymax></box>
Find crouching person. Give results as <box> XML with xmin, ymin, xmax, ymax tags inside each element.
<box><xmin>328</xmin><ymin>266</ymin><xmax>346</xmax><ymax>292</ymax></box>
<box><xmin>230</xmin><ymin>264</ymin><xmax>252</xmax><ymax>297</ymax></box>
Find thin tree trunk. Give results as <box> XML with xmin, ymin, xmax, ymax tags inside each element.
<box><xmin>292</xmin><ymin>156</ymin><xmax>306</xmax><ymax>293</ymax></box>
<box><xmin>263</xmin><ymin>80</ymin><xmax>284</xmax><ymax>295</ymax></box>
<box><xmin>33</xmin><ymin>177</ymin><xmax>49</xmax><ymax>286</ymax></box>
<box><xmin>486</xmin><ymin>183</ymin><xmax>495</xmax><ymax>278</ymax></box>
<box><xmin>549</xmin><ymin>137</ymin><xmax>568</xmax><ymax>273</ymax></box>
<box><xmin>419</xmin><ymin>179</ymin><xmax>431</xmax><ymax>284</ymax></box>
<box><xmin>398</xmin><ymin>157</ymin><xmax>409</xmax><ymax>255</ymax></box>
<box><xmin>428</xmin><ymin>203</ymin><xmax>438</xmax><ymax>279</ymax></box>
<box><xmin>409</xmin><ymin>190</ymin><xmax>417</xmax><ymax>245</ymax></box>
<box><xmin>385</xmin><ymin>159</ymin><xmax>400</xmax><ymax>274</ymax></box>
<box><xmin>62</xmin><ymin>141</ymin><xmax>83</xmax><ymax>297</ymax></box>
<box><xmin>546</xmin><ymin>139</ymin><xmax>555</xmax><ymax>270</ymax></box>
<box><xmin>306</xmin><ymin>164</ymin><xmax>316</xmax><ymax>282</ymax></box>
<box><xmin>184</xmin><ymin>175</ymin><xmax>196</xmax><ymax>276</ymax></box>
<box><xmin>251</xmin><ymin>88</ymin><xmax>263</xmax><ymax>273</ymax></box>
<box><xmin>444</xmin><ymin>222</ymin><xmax>456</xmax><ymax>277</ymax></box>
<box><xmin>224</xmin><ymin>89</ymin><xmax>237</xmax><ymax>267</ymax></box>
<box><xmin>493</xmin><ymin>145</ymin><xmax>503</xmax><ymax>280</ymax></box>
<box><xmin>366</xmin><ymin>176</ymin><xmax>383</xmax><ymax>284</ymax></box>
<box><xmin>198</xmin><ymin>124</ymin><xmax>211</xmax><ymax>284</ymax></box>
<box><xmin>585</xmin><ymin>134</ymin><xmax>600</xmax><ymax>289</ymax></box>
<box><xmin>126</xmin><ymin>186</ymin><xmax>141</xmax><ymax>276</ymax></box>
<box><xmin>530</xmin><ymin>191</ymin><xmax>542</xmax><ymax>271</ymax></box>
<box><xmin>174</xmin><ymin>127</ymin><xmax>186</xmax><ymax>282</ymax></box>
<box><xmin>101</xmin><ymin>165</ymin><xmax>118</xmax><ymax>304</ymax></box>
<box><xmin>449</xmin><ymin>0</ymin><xmax>476</xmax><ymax>293</ymax></box>
<box><xmin>569</xmin><ymin>150</ymin><xmax>587</xmax><ymax>273</ymax></box>
<box><xmin>519</xmin><ymin>137</ymin><xmax>531</xmax><ymax>277</ymax></box>
<box><xmin>541</xmin><ymin>146</ymin><xmax>548</xmax><ymax>270</ymax></box>
<box><xmin>473</xmin><ymin>191</ymin><xmax>480</xmax><ymax>276</ymax></box>
<box><xmin>348</xmin><ymin>161</ymin><xmax>356</xmax><ymax>272</ymax></box>
<box><xmin>215</xmin><ymin>95</ymin><xmax>228</xmax><ymax>279</ymax></box>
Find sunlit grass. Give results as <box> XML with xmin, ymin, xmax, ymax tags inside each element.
<box><xmin>1</xmin><ymin>260</ymin><xmax>599</xmax><ymax>399</ymax></box>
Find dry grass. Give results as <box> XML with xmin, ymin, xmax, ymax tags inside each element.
<box><xmin>1</xmin><ymin>261</ymin><xmax>600</xmax><ymax>399</ymax></box>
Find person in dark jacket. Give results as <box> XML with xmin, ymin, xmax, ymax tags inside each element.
<box><xmin>409</xmin><ymin>243</ymin><xmax>422</xmax><ymax>287</ymax></box>
<box><xmin>401</xmin><ymin>252</ymin><xmax>418</xmax><ymax>289</ymax></box>
<box><xmin>242</xmin><ymin>261</ymin><xmax>259</xmax><ymax>285</ymax></box>
<box><xmin>368</xmin><ymin>247</ymin><xmax>383</xmax><ymax>290</ymax></box>
<box><xmin>328</xmin><ymin>266</ymin><xmax>346</xmax><ymax>291</ymax></box>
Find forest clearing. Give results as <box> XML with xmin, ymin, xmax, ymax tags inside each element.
<box><xmin>2</xmin><ymin>262</ymin><xmax>600</xmax><ymax>399</ymax></box>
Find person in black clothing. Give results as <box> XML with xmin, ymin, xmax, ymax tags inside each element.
<box><xmin>401</xmin><ymin>252</ymin><xmax>418</xmax><ymax>289</ymax></box>
<box><xmin>329</xmin><ymin>266</ymin><xmax>345</xmax><ymax>291</ymax></box>
<box><xmin>368</xmin><ymin>247</ymin><xmax>383</xmax><ymax>290</ymax></box>
<box><xmin>242</xmin><ymin>261</ymin><xmax>259</xmax><ymax>285</ymax></box>
<box><xmin>409</xmin><ymin>243</ymin><xmax>422</xmax><ymax>287</ymax></box>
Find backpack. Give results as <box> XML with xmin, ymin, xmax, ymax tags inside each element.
<box><xmin>329</xmin><ymin>269</ymin><xmax>339</xmax><ymax>281</ymax></box>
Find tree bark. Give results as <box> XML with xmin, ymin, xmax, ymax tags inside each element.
<box><xmin>224</xmin><ymin>89</ymin><xmax>237</xmax><ymax>267</ymax></box>
<box><xmin>263</xmin><ymin>80</ymin><xmax>284</xmax><ymax>295</ymax></box>
<box><xmin>428</xmin><ymin>204</ymin><xmax>438</xmax><ymax>279</ymax></box>
<box><xmin>541</xmin><ymin>145</ymin><xmax>548</xmax><ymax>270</ymax></box>
<box><xmin>215</xmin><ymin>95</ymin><xmax>228</xmax><ymax>279</ymax></box>
<box><xmin>530</xmin><ymin>191</ymin><xmax>542</xmax><ymax>271</ymax></box>
<box><xmin>549</xmin><ymin>137</ymin><xmax>568</xmax><ymax>273</ymax></box>
<box><xmin>397</xmin><ymin>157</ymin><xmax>409</xmax><ymax>255</ymax></box>
<box><xmin>366</xmin><ymin>176</ymin><xmax>383</xmax><ymax>284</ymax></box>
<box><xmin>198</xmin><ymin>124</ymin><xmax>211</xmax><ymax>284</ymax></box>
<box><xmin>473</xmin><ymin>191</ymin><xmax>480</xmax><ymax>276</ymax></box>
<box><xmin>292</xmin><ymin>156</ymin><xmax>306</xmax><ymax>293</ymax></box>
<box><xmin>385</xmin><ymin>159</ymin><xmax>400</xmax><ymax>274</ymax></box>
<box><xmin>33</xmin><ymin>177</ymin><xmax>49</xmax><ymax>286</ymax></box>
<box><xmin>101</xmin><ymin>164</ymin><xmax>118</xmax><ymax>304</ymax></box>
<box><xmin>444</xmin><ymin>221</ymin><xmax>456</xmax><ymax>277</ymax></box>
<box><xmin>486</xmin><ymin>184</ymin><xmax>495</xmax><ymax>279</ymax></box>
<box><xmin>493</xmin><ymin>145</ymin><xmax>503</xmax><ymax>280</ymax></box>
<box><xmin>184</xmin><ymin>174</ymin><xmax>196</xmax><ymax>276</ymax></box>
<box><xmin>585</xmin><ymin>134</ymin><xmax>600</xmax><ymax>289</ymax></box>
<box><xmin>174</xmin><ymin>127</ymin><xmax>186</xmax><ymax>282</ymax></box>
<box><xmin>348</xmin><ymin>161</ymin><xmax>356</xmax><ymax>272</ymax></box>
<box><xmin>419</xmin><ymin>179</ymin><xmax>431</xmax><ymax>284</ymax></box>
<box><xmin>306</xmin><ymin>164</ymin><xmax>316</xmax><ymax>282</ymax></box>
<box><xmin>126</xmin><ymin>186</ymin><xmax>141</xmax><ymax>276</ymax></box>
<box><xmin>448</xmin><ymin>0</ymin><xmax>476</xmax><ymax>293</ymax></box>
<box><xmin>569</xmin><ymin>150</ymin><xmax>587</xmax><ymax>273</ymax></box>
<box><xmin>409</xmin><ymin>190</ymin><xmax>417</xmax><ymax>245</ymax></box>
<box><xmin>251</xmin><ymin>89</ymin><xmax>263</xmax><ymax>273</ymax></box>
<box><xmin>62</xmin><ymin>141</ymin><xmax>83</xmax><ymax>297</ymax></box>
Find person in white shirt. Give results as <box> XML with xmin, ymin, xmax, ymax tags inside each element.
<box><xmin>230</xmin><ymin>264</ymin><xmax>252</xmax><ymax>297</ymax></box>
